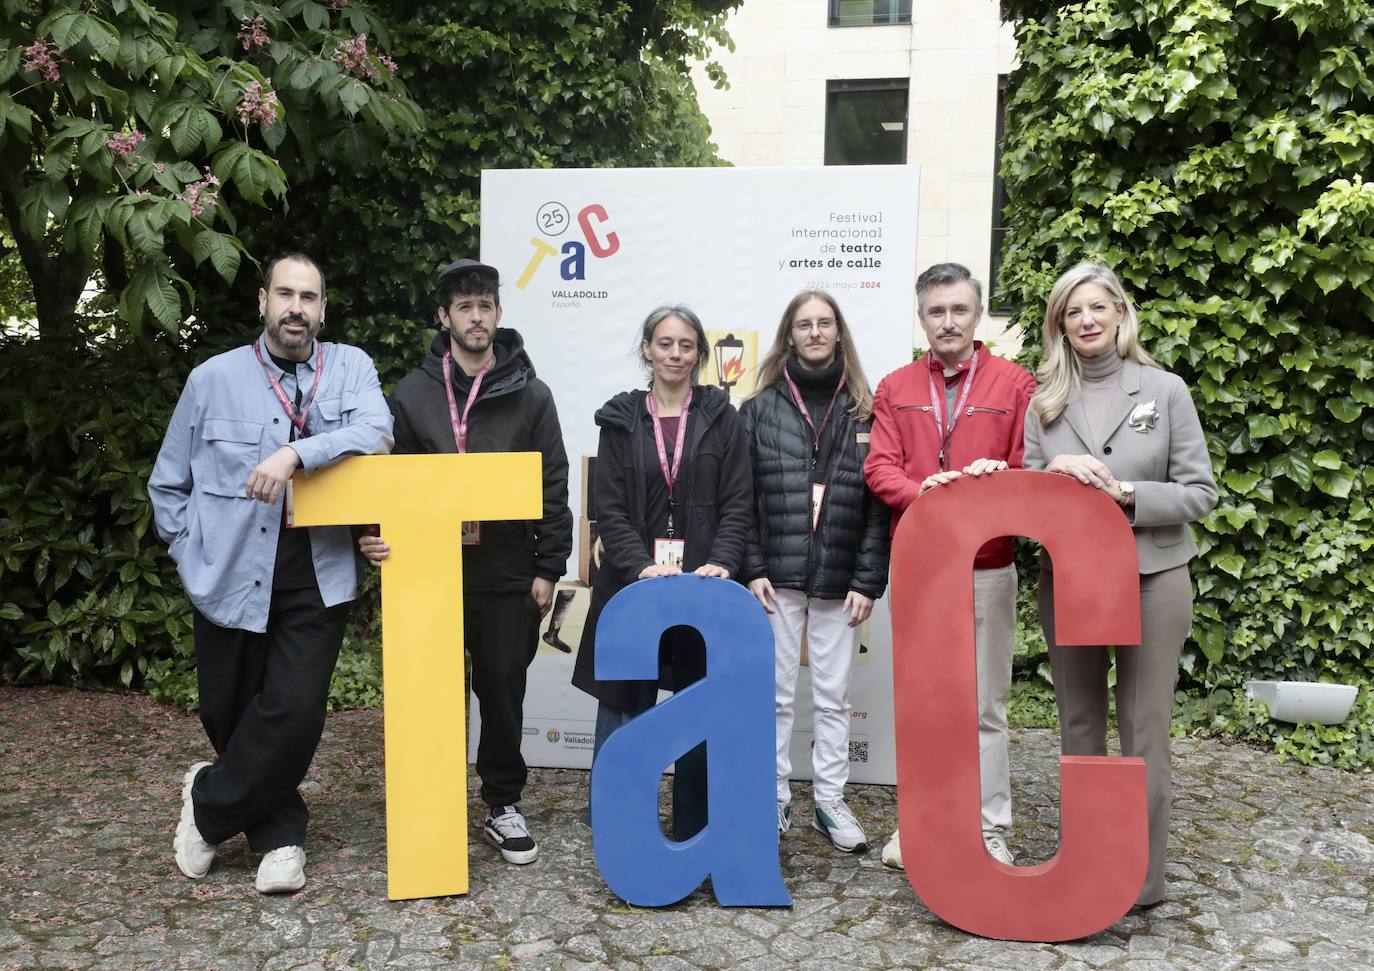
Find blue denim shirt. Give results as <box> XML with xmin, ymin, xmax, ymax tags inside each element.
<box><xmin>149</xmin><ymin>337</ymin><xmax>394</xmax><ymax>632</ymax></box>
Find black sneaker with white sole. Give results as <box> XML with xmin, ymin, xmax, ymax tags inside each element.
<box><xmin>483</xmin><ymin>805</ymin><xmax>538</xmax><ymax>864</ymax></box>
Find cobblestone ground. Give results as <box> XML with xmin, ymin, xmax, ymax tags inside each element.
<box><xmin>1</xmin><ymin>686</ymin><xmax>1371</xmax><ymax>970</ymax></box>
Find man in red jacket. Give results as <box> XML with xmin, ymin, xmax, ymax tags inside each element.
<box><xmin>864</xmin><ymin>262</ymin><xmax>1035</xmax><ymax>870</ymax></box>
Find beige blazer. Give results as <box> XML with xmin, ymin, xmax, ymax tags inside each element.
<box><xmin>1023</xmin><ymin>358</ymin><xmax>1218</xmax><ymax>574</ymax></box>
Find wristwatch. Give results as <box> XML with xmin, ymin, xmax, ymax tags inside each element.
<box><xmin>1118</xmin><ymin>481</ymin><xmax>1136</xmax><ymax>507</ymax></box>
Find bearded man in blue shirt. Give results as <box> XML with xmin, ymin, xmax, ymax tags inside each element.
<box><xmin>149</xmin><ymin>253</ymin><xmax>393</xmax><ymax>894</ymax></box>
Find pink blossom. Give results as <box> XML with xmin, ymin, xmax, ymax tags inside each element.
<box><xmin>236</xmin><ymin>79</ymin><xmax>280</xmax><ymax>129</ymax></box>
<box><xmin>180</xmin><ymin>169</ymin><xmax>221</xmax><ymax>218</ymax></box>
<box><xmin>334</xmin><ymin>32</ymin><xmax>383</xmax><ymax>82</ymax></box>
<box><xmin>22</xmin><ymin>40</ymin><xmax>62</xmax><ymax>83</ymax></box>
<box><xmin>324</xmin><ymin>0</ymin><xmax>348</xmax><ymax>8</ymax></box>
<box><xmin>238</xmin><ymin>15</ymin><xmax>270</xmax><ymax>51</ymax></box>
<box><xmin>106</xmin><ymin>130</ymin><xmax>147</xmax><ymax>168</ymax></box>
<box><xmin>380</xmin><ymin>54</ymin><xmax>397</xmax><ymax>75</ymax></box>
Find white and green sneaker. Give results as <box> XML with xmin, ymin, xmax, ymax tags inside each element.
<box><xmin>812</xmin><ymin>799</ymin><xmax>868</xmax><ymax>853</ymax></box>
<box><xmin>984</xmin><ymin>834</ymin><xmax>1015</xmax><ymax>865</ymax></box>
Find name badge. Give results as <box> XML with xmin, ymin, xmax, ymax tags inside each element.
<box><xmin>811</xmin><ymin>483</ymin><xmax>826</xmax><ymax>532</ymax></box>
<box><xmin>461</xmin><ymin>521</ymin><xmax>481</xmax><ymax>546</ymax></box>
<box><xmin>855</xmin><ymin>432</ymin><xmax>870</xmax><ymax>444</ymax></box>
<box><xmin>653</xmin><ymin>537</ymin><xmax>685</xmax><ymax>569</ymax></box>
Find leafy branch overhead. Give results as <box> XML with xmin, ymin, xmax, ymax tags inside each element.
<box><xmin>238</xmin><ymin>0</ymin><xmax>737</xmax><ymax>389</ymax></box>
<box><xmin>0</xmin><ymin>0</ymin><xmax>422</xmax><ymax>336</ymax></box>
<box><xmin>1000</xmin><ymin>0</ymin><xmax>1374</xmax><ymax>768</ymax></box>
<box><xmin>0</xmin><ymin>1</ymin><xmax>739</xmax><ymax>699</ymax></box>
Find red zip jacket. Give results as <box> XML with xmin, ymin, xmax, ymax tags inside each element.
<box><xmin>864</xmin><ymin>342</ymin><xmax>1036</xmax><ymax>569</ymax></box>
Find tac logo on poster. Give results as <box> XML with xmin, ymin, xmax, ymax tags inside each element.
<box><xmin>516</xmin><ymin>200</ymin><xmax>617</xmax><ymax>307</ymax></box>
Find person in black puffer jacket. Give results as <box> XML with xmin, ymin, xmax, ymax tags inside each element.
<box><xmin>740</xmin><ymin>290</ymin><xmax>890</xmax><ymax>854</ymax></box>
<box><xmin>572</xmin><ymin>305</ymin><xmax>753</xmax><ymax>840</ymax></box>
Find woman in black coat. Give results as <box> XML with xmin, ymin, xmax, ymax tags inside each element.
<box><xmin>572</xmin><ymin>304</ymin><xmax>753</xmax><ymax>838</ymax></box>
<box><xmin>740</xmin><ymin>290</ymin><xmax>890</xmax><ymax>853</ymax></box>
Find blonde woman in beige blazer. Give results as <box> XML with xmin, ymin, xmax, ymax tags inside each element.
<box><xmin>1023</xmin><ymin>262</ymin><xmax>1217</xmax><ymax>908</ymax></box>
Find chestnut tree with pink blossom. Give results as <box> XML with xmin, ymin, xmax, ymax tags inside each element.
<box><xmin>0</xmin><ymin>0</ymin><xmax>738</xmax><ymax>695</ymax></box>
<box><xmin>0</xmin><ymin>0</ymin><xmax>421</xmax><ymax>337</ymax></box>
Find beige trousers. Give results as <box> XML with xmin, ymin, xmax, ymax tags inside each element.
<box><xmin>1040</xmin><ymin>562</ymin><xmax>1193</xmax><ymax>907</ymax></box>
<box><xmin>972</xmin><ymin>564</ymin><xmax>1017</xmax><ymax>838</ymax></box>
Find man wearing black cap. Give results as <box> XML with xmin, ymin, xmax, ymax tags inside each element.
<box><xmin>359</xmin><ymin>259</ymin><xmax>572</xmax><ymax>864</ymax></box>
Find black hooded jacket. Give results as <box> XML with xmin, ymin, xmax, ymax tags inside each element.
<box><xmin>571</xmin><ymin>384</ymin><xmax>753</xmax><ymax>710</ymax></box>
<box><xmin>739</xmin><ymin>360</ymin><xmax>890</xmax><ymax>600</ymax></box>
<box><xmin>389</xmin><ymin>328</ymin><xmax>572</xmax><ymax>594</ymax></box>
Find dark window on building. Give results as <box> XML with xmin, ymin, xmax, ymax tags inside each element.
<box><xmin>988</xmin><ymin>75</ymin><xmax>1011</xmax><ymax>315</ymax></box>
<box><xmin>829</xmin><ymin>0</ymin><xmax>912</xmax><ymax>27</ymax></box>
<box><xmin>824</xmin><ymin>79</ymin><xmax>909</xmax><ymax>165</ymax></box>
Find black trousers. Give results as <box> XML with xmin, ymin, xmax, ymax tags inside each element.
<box><xmin>190</xmin><ymin>586</ymin><xmax>349</xmax><ymax>852</ymax></box>
<box><xmin>467</xmin><ymin>590</ymin><xmax>541</xmax><ymax>808</ymax></box>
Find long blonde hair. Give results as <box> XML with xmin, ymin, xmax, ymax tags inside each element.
<box><xmin>752</xmin><ymin>290</ymin><xmax>874</xmax><ymax>421</ymax></box>
<box><xmin>1030</xmin><ymin>262</ymin><xmax>1160</xmax><ymax>425</ymax></box>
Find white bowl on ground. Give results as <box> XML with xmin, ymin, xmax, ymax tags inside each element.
<box><xmin>1243</xmin><ymin>680</ymin><xmax>1359</xmax><ymax>725</ymax></box>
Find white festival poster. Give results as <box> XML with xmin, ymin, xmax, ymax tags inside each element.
<box><xmin>473</xmin><ymin>165</ymin><xmax>920</xmax><ymax>784</ymax></box>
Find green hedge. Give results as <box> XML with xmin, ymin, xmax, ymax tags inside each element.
<box><xmin>0</xmin><ymin>332</ymin><xmax>386</xmax><ymax>709</ymax></box>
<box><xmin>0</xmin><ymin>338</ymin><xmax>191</xmax><ymax>687</ymax></box>
<box><xmin>1000</xmin><ymin>0</ymin><xmax>1374</xmax><ymax>769</ymax></box>
<box><xmin>1</xmin><ymin>0</ymin><xmax>732</xmax><ymax>710</ymax></box>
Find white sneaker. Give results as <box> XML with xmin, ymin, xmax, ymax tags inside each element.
<box><xmin>777</xmin><ymin>800</ymin><xmax>791</xmax><ymax>835</ymax></box>
<box><xmin>173</xmin><ymin>761</ymin><xmax>215</xmax><ymax>879</ymax></box>
<box><xmin>812</xmin><ymin>799</ymin><xmax>868</xmax><ymax>853</ymax></box>
<box><xmin>984</xmin><ymin>834</ymin><xmax>1015</xmax><ymax>865</ymax></box>
<box><xmin>881</xmin><ymin>830</ymin><xmax>903</xmax><ymax>869</ymax></box>
<box><xmin>484</xmin><ymin>806</ymin><xmax>538</xmax><ymax>864</ymax></box>
<box><xmin>256</xmin><ymin>845</ymin><xmax>307</xmax><ymax>894</ymax></box>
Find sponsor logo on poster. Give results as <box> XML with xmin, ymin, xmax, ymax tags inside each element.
<box><xmin>562</xmin><ymin>731</ymin><xmax>595</xmax><ymax>750</ymax></box>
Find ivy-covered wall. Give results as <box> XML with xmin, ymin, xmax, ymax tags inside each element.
<box><xmin>999</xmin><ymin>0</ymin><xmax>1374</xmax><ymax>767</ymax></box>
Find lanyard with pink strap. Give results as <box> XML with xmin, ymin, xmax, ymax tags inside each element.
<box><xmin>783</xmin><ymin>369</ymin><xmax>847</xmax><ymax>471</ymax></box>
<box><xmin>646</xmin><ymin>386</ymin><xmax>693</xmax><ymax>538</ymax></box>
<box><xmin>254</xmin><ymin>339</ymin><xmax>324</xmax><ymax>434</ymax></box>
<box><xmin>926</xmin><ymin>350</ymin><xmax>979</xmax><ymax>470</ymax></box>
<box><xmin>442</xmin><ymin>350</ymin><xmax>495</xmax><ymax>452</ymax></box>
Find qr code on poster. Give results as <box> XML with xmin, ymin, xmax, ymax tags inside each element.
<box><xmin>848</xmin><ymin>739</ymin><xmax>869</xmax><ymax>763</ymax></box>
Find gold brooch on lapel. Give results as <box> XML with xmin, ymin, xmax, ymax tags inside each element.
<box><xmin>1128</xmin><ymin>398</ymin><xmax>1159</xmax><ymax>433</ymax></box>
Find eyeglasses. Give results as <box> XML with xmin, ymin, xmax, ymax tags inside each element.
<box><xmin>791</xmin><ymin>317</ymin><xmax>836</xmax><ymax>334</ymax></box>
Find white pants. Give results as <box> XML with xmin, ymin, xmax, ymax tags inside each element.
<box><xmin>972</xmin><ymin>564</ymin><xmax>1017</xmax><ymax>838</ymax></box>
<box><xmin>771</xmin><ymin>588</ymin><xmax>861</xmax><ymax>805</ymax></box>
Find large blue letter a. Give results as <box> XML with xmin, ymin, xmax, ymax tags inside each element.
<box><xmin>591</xmin><ymin>575</ymin><xmax>791</xmax><ymax>907</ymax></box>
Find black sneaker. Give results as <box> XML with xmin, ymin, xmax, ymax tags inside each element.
<box><xmin>483</xmin><ymin>805</ymin><xmax>538</xmax><ymax>864</ymax></box>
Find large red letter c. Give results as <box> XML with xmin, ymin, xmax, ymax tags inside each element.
<box><xmin>891</xmin><ymin>469</ymin><xmax>1148</xmax><ymax>941</ymax></box>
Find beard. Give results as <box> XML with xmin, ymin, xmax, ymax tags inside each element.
<box><xmin>266</xmin><ymin>312</ymin><xmax>320</xmax><ymax>353</ymax></box>
<box><xmin>450</xmin><ymin>323</ymin><xmax>494</xmax><ymax>354</ymax></box>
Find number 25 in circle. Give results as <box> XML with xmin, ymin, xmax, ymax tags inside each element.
<box><xmin>537</xmin><ymin>202</ymin><xmax>571</xmax><ymax>236</ymax></box>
